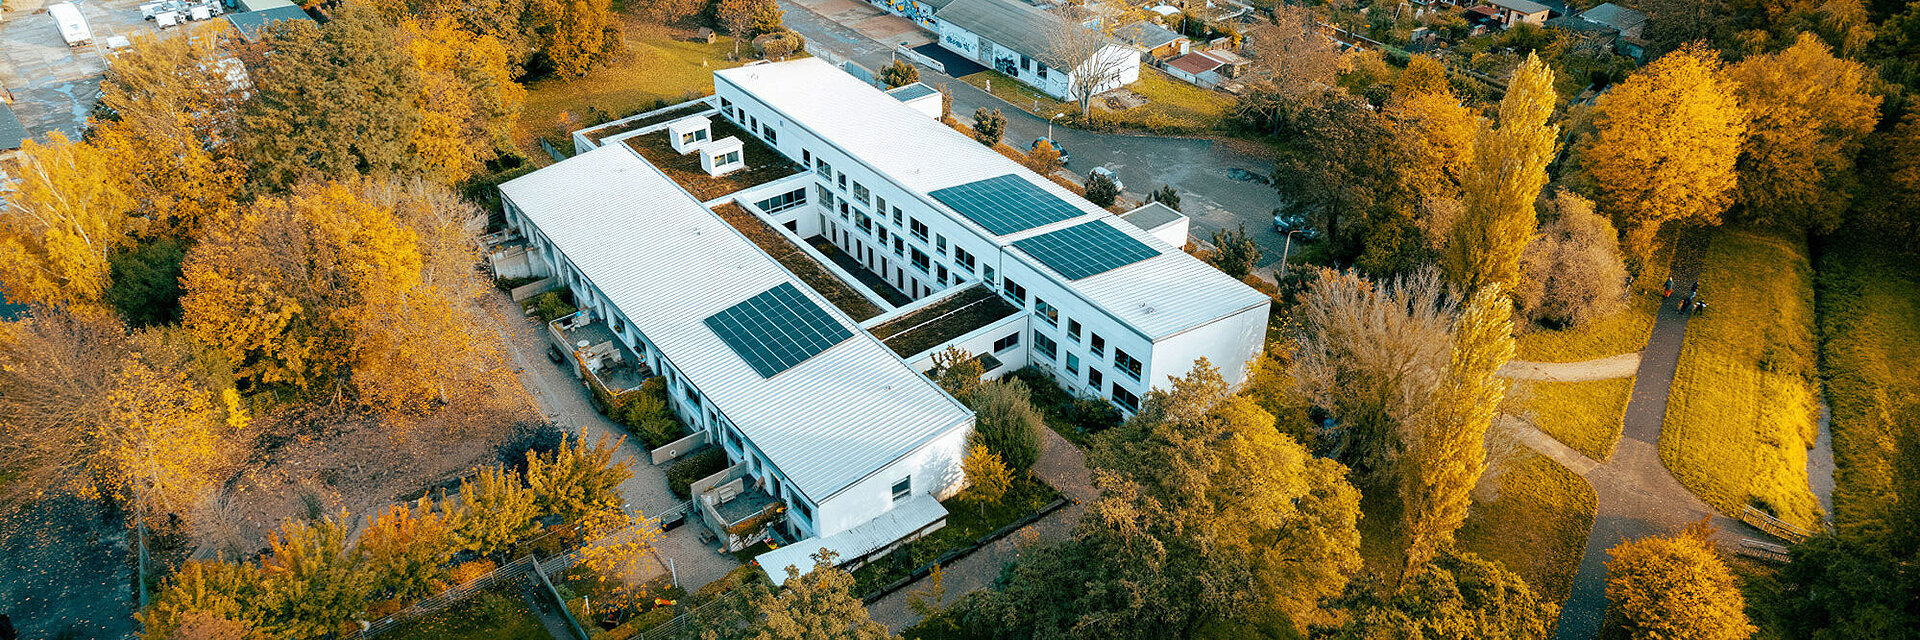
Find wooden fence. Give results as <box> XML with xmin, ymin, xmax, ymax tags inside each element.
<box><xmin>1741</xmin><ymin>505</ymin><xmax>1813</xmax><ymax>545</ymax></box>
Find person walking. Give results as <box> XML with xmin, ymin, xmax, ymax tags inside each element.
<box><xmin>1663</xmin><ymin>277</ymin><xmax>1674</xmax><ymax>298</ymax></box>
<box><xmin>1680</xmin><ymin>282</ymin><xmax>1699</xmax><ymax>312</ymax></box>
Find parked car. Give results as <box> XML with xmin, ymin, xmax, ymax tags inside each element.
<box><xmin>48</xmin><ymin>2</ymin><xmax>92</xmax><ymax>47</ymax></box>
<box><xmin>1031</xmin><ymin>137</ymin><xmax>1070</xmax><ymax>166</ymax></box>
<box><xmin>1226</xmin><ymin>167</ymin><xmax>1269</xmax><ymax>184</ymax></box>
<box><xmin>1273</xmin><ymin>209</ymin><xmax>1319</xmax><ymax>240</ymax></box>
<box><xmin>1088</xmin><ymin>166</ymin><xmax>1124</xmax><ymax>192</ymax></box>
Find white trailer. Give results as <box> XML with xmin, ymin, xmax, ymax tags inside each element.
<box><xmin>48</xmin><ymin>3</ymin><xmax>93</xmax><ymax>47</ymax></box>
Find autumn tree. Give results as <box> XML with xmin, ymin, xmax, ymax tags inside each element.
<box><xmin>880</xmin><ymin>59</ymin><xmax>919</xmax><ymax>88</ymax></box>
<box><xmin>1518</xmin><ymin>189</ymin><xmax>1627</xmax><ymax>327</ymax></box>
<box><xmin>1323</xmin><ymin>547</ymin><xmax>1555</xmax><ymax>639</ymax></box>
<box><xmin>98</xmin><ymin>356</ymin><xmax>232</xmax><ymax>527</ymax></box>
<box><xmin>690</xmin><ymin>551</ymin><xmax>896</xmax><ymax>639</ymax></box>
<box><xmin>93</xmin><ymin>24</ymin><xmax>245</xmax><ymax>239</ymax></box>
<box><xmin>242</xmin><ymin>4</ymin><xmax>423</xmax><ymax>190</ymax></box>
<box><xmin>0</xmin><ymin>133</ymin><xmax>136</xmax><ymax>315</ymax></box>
<box><xmin>450</xmin><ymin>466</ymin><xmax>542</xmax><ymax>557</ymax></box>
<box><xmin>1445</xmin><ymin>53</ymin><xmax>1558</xmax><ymax>298</ymax></box>
<box><xmin>401</xmin><ymin>18</ymin><xmax>527</xmax><ymax>185</ymax></box>
<box><xmin>358</xmin><ymin>498</ymin><xmax>454</xmax><ymax>601</ymax></box>
<box><xmin>1393</xmin><ymin>55</ymin><xmax>1452</xmax><ymax>99</ymax></box>
<box><xmin>1273</xmin><ymin>93</ymin><xmax>1429</xmax><ymax>275</ymax></box>
<box><xmin>1578</xmin><ymin>45</ymin><xmax>1747</xmax><ymax>260</ymax></box>
<box><xmin>257</xmin><ymin>516</ymin><xmax>377</xmax><ymax>640</ymax></box>
<box><xmin>971</xmin><ymin>107</ymin><xmax>1006</xmax><ymax>146</ymax></box>
<box><xmin>139</xmin><ymin>561</ymin><xmax>268</xmax><ymax>640</ymax></box>
<box><xmin>1604</xmin><ymin>523</ymin><xmax>1755</xmax><ymax>640</ymax></box>
<box><xmin>526</xmin><ymin>434</ymin><xmax>632</xmax><ymax>522</ymax></box>
<box><xmin>1399</xmin><ymin>285</ymin><xmax>1514</xmax><ymax>572</ymax></box>
<box><xmin>1026</xmin><ymin>138</ymin><xmax>1063</xmax><ymax>175</ymax></box>
<box><xmin>530</xmin><ymin>0</ymin><xmax>624</xmax><ymax>76</ymax></box>
<box><xmin>1292</xmin><ymin>269</ymin><xmax>1455</xmax><ymax>476</ymax></box>
<box><xmin>1727</xmin><ymin>33</ymin><xmax>1880</xmax><ymax>232</ymax></box>
<box><xmin>960</xmin><ymin>445</ymin><xmax>1012</xmax><ymax>516</ymax></box>
<box><xmin>1208</xmin><ymin>224</ymin><xmax>1262</xmax><ymax>278</ymax></box>
<box><xmin>927</xmin><ymin>346</ymin><xmax>984</xmax><ymax>400</ymax></box>
<box><xmin>574</xmin><ymin>508</ymin><xmax>663</xmax><ymax>608</ymax></box>
<box><xmin>1084</xmin><ymin>170</ymin><xmax>1120</xmax><ymax>207</ymax></box>
<box><xmin>714</xmin><ymin>0</ymin><xmax>769</xmax><ymax>57</ymax></box>
<box><xmin>1237</xmin><ymin>2</ymin><xmax>1342</xmax><ymax>128</ymax></box>
<box><xmin>969</xmin><ymin>378</ymin><xmax>1044</xmax><ymax>474</ymax></box>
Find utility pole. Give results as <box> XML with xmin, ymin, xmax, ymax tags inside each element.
<box><xmin>1280</xmin><ymin>229</ymin><xmax>1301</xmax><ymax>278</ymax></box>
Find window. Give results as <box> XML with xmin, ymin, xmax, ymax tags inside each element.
<box><xmin>892</xmin><ymin>477</ymin><xmax>912</xmax><ymax>502</ymax></box>
<box><xmin>993</xmin><ymin>332</ymin><xmax>1021</xmax><ymax>352</ymax></box>
<box><xmin>856</xmin><ymin>211</ymin><xmax>872</xmax><ymax>234</ymax></box>
<box><xmin>837</xmin><ymin>172</ymin><xmax>847</xmax><ymax>190</ymax></box>
<box><xmin>1115</xmin><ymin>349</ymin><xmax>1143</xmax><ymax>380</ymax></box>
<box><xmin>954</xmin><ymin>247</ymin><xmax>976</xmax><ymax>271</ymax></box>
<box><xmin>1020</xmin><ymin>54</ymin><xmax>1031</xmax><ymax>70</ymax></box>
<box><xmin>1037</xmin><ymin>66</ymin><xmax>1048</xmax><ymax>80</ymax></box>
<box><xmin>721</xmin><ymin>150</ymin><xmax>740</xmax><ymax>165</ymax></box>
<box><xmin>680</xmin><ymin>130</ymin><xmax>705</xmax><ymax>145</ymax></box>
<box><xmin>793</xmin><ymin>498</ymin><xmax>813</xmax><ymax>524</ymax></box>
<box><xmin>892</xmin><ymin>207</ymin><xmax>904</xmax><ymax>225</ymax></box>
<box><xmin>1088</xmin><ymin>367</ymin><xmax>1103</xmax><ymax>389</ymax></box>
<box><xmin>878</xmin><ymin>227</ymin><xmax>889</xmax><ymax>242</ymax></box>
<box><xmin>1034</xmin><ymin>297</ymin><xmax>1058</xmax><ymax>326</ymax></box>
<box><xmin>764</xmin><ymin>127</ymin><xmax>777</xmax><ymax>144</ymax></box>
<box><xmin>936</xmin><ymin>234</ymin><xmax>947</xmax><ymax>255</ymax></box>
<box><xmin>984</xmin><ymin>265</ymin><xmax>996</xmax><ymax>284</ymax></box>
<box><xmin>875</xmin><ymin>196</ymin><xmax>888</xmax><ymax>215</ymax></box>
<box><xmin>756</xmin><ymin>188</ymin><xmax>806</xmax><ymax>214</ymax></box>
<box><xmin>815</xmin><ymin>158</ymin><xmax>831</xmax><ymax>179</ymax></box>
<box><xmin>852</xmin><ymin>181</ymin><xmax>870</xmax><ymax>207</ymax></box>
<box><xmin>720</xmin><ymin>97</ymin><xmax>733</xmax><ymax>115</ymax></box>
<box><xmin>1003</xmin><ymin>278</ymin><xmax>1026</xmax><ymax>303</ymax></box>
<box><xmin>911</xmin><ymin>248</ymin><xmax>930</xmax><ymax>273</ymax></box>
<box><xmin>936</xmin><ymin>264</ymin><xmax>948</xmax><ymax>284</ymax></box>
<box><xmin>802</xmin><ymin>149</ymin><xmax>812</xmax><ymax>165</ymax></box>
<box><xmin>893</xmin><ymin>237</ymin><xmax>905</xmax><ymax>256</ymax></box>
<box><xmin>1090</xmin><ymin>333</ymin><xmax>1105</xmax><ymax>356</ymax></box>
<box><xmin>1066</xmin><ymin>353</ymin><xmax>1080</xmax><ymax>374</ymax></box>
<box><xmin>1034</xmin><ymin>333</ymin><xmax>1058</xmax><ymax>360</ymax></box>
<box><xmin>910</xmin><ymin>218</ymin><xmax>929</xmax><ymax>240</ymax></box>
<box><xmin>1112</xmin><ymin>385</ymin><xmax>1140</xmax><ymax>411</ymax></box>
<box><xmin>838</xmin><ymin>200</ymin><xmax>851</xmax><ymax>220</ymax></box>
<box><xmin>1067</xmin><ymin>319</ymin><xmax>1082</xmax><ymax>342</ymax></box>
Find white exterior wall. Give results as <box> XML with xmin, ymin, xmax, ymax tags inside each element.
<box><xmin>903</xmin><ymin>311</ymin><xmax>1030</xmax><ymax>378</ymax></box>
<box><xmin>933</xmin><ymin>21</ymin><xmax>1140</xmax><ymax>101</ymax></box>
<box><xmin>995</xmin><ymin>256</ymin><xmax>1157</xmax><ymax>409</ymax></box>
<box><xmin>1143</xmin><ymin>301</ymin><xmax>1268</xmax><ymax>390</ymax></box>
<box><xmin>812</xmin><ymin>422</ymin><xmax>971</xmax><ymax>537</ymax></box>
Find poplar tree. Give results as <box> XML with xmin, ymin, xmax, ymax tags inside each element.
<box><xmin>1579</xmin><ymin>45</ymin><xmax>1747</xmax><ymax>260</ymax></box>
<box><xmin>1446</xmin><ymin>53</ymin><xmax>1557</xmax><ymax>298</ymax></box>
<box><xmin>1399</xmin><ymin>285</ymin><xmax>1514</xmax><ymax>574</ymax></box>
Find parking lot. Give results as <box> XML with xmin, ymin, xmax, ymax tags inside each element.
<box><xmin>2</xmin><ymin>0</ymin><xmax>158</xmax><ymax>141</ymax></box>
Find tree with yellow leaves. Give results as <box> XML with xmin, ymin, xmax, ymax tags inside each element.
<box><xmin>358</xmin><ymin>498</ymin><xmax>454</xmax><ymax>601</ymax></box>
<box><xmin>94</xmin><ymin>358</ymin><xmax>230</xmax><ymax>527</ymax></box>
<box><xmin>0</xmin><ymin>133</ymin><xmax>136</xmax><ymax>315</ymax></box>
<box><xmin>450</xmin><ymin>466</ymin><xmax>542</xmax><ymax>558</ymax></box>
<box><xmin>1603</xmin><ymin>521</ymin><xmax>1755</xmax><ymax>640</ymax></box>
<box><xmin>1579</xmin><ymin>45</ymin><xmax>1747</xmax><ymax>260</ymax></box>
<box><xmin>1398</xmin><ymin>284</ymin><xmax>1514</xmax><ymax>575</ymax></box>
<box><xmin>526</xmin><ymin>434</ymin><xmax>632</xmax><ymax>522</ymax></box>
<box><xmin>93</xmin><ymin>23</ymin><xmax>245</xmax><ymax>239</ymax></box>
<box><xmin>1384</xmin><ymin>72</ymin><xmax>1475</xmax><ymax>209</ymax></box>
<box><xmin>138</xmin><ymin>560</ymin><xmax>267</xmax><ymax>640</ymax></box>
<box><xmin>1446</xmin><ymin>53</ymin><xmax>1558</xmax><ymax>297</ymax></box>
<box><xmin>573</xmin><ymin>507</ymin><xmax>663</xmax><ymax>608</ymax></box>
<box><xmin>1728</xmin><ymin>33</ymin><xmax>1880</xmax><ymax>232</ymax></box>
<box><xmin>401</xmin><ymin>17</ymin><xmax>526</xmax><ymax>185</ymax></box>
<box><xmin>960</xmin><ymin>445</ymin><xmax>1011</xmax><ymax>516</ymax></box>
<box><xmin>530</xmin><ymin>0</ymin><xmax>624</xmax><ymax>76</ymax></box>
<box><xmin>257</xmin><ymin>515</ymin><xmax>377</xmax><ymax>640</ymax></box>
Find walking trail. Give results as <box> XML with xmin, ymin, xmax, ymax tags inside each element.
<box><xmin>866</xmin><ymin>429</ymin><xmax>1097</xmax><ymax>632</ymax></box>
<box><xmin>1499</xmin><ymin>353</ymin><xmax>1642</xmax><ymax>382</ymax></box>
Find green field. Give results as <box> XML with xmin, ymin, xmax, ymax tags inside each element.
<box><xmin>1527</xmin><ymin>377</ymin><xmax>1634</xmax><ymax>461</ymax></box>
<box><xmin>383</xmin><ymin>583</ymin><xmax>551</xmax><ymax>640</ymax></box>
<box><xmin>1515</xmin><ymin>239</ymin><xmax>1672</xmax><ymax>363</ymax></box>
<box><xmin>1661</xmin><ymin>227</ymin><xmax>1822</xmax><ymax>529</ymax></box>
<box><xmin>517</xmin><ymin>20</ymin><xmax>747</xmax><ymax>160</ymax></box>
<box><xmin>958</xmin><ymin>66</ymin><xmax>1231</xmax><ymax>135</ymax></box>
<box><xmin>1457</xmin><ymin>452</ymin><xmax>1597</xmax><ymax>604</ymax></box>
<box><xmin>1815</xmin><ymin>239</ymin><xmax>1920</xmax><ymax>529</ymax></box>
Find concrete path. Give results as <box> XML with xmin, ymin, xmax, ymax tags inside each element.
<box><xmin>866</xmin><ymin>428</ymin><xmax>1096</xmax><ymax>632</ymax></box>
<box><xmin>1499</xmin><ymin>353</ymin><xmax>1641</xmax><ymax>382</ymax></box>
<box><xmin>1550</xmin><ymin>239</ymin><xmax>1760</xmax><ymax>640</ymax></box>
<box><xmin>1499</xmin><ymin>415</ymin><xmax>1602</xmax><ymax>477</ymax></box>
<box><xmin>774</xmin><ymin>0</ymin><xmax>1296</xmax><ymax>268</ymax></box>
<box><xmin>483</xmin><ymin>293</ymin><xmax>739</xmax><ymax>593</ymax></box>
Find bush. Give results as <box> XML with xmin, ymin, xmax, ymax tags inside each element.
<box><xmin>1519</xmin><ymin>190</ymin><xmax>1628</xmax><ymax>328</ymax></box>
<box><xmin>1208</xmin><ymin>224</ymin><xmax>1262</xmax><ymax>278</ymax></box>
<box><xmin>1084</xmin><ymin>171</ymin><xmax>1119</xmax><ymax>207</ymax></box>
<box><xmin>971</xmin><ymin>107</ymin><xmax>1006</xmax><ymax>146</ymax></box>
<box><xmin>529</xmin><ymin>290</ymin><xmax>578</xmax><ymax>323</ymax></box>
<box><xmin>666</xmin><ymin>448</ymin><xmax>727</xmax><ymax>499</ymax></box>
<box><xmin>969</xmin><ymin>378</ymin><xmax>1045</xmax><ymax>474</ymax></box>
<box><xmin>880</xmin><ymin>59</ymin><xmax>920</xmax><ymax>88</ymax></box>
<box><xmin>610</xmin><ymin>378</ymin><xmax>687</xmax><ymax>449</ymax></box>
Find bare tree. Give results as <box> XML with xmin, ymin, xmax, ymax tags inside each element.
<box><xmin>1517</xmin><ymin>189</ymin><xmax>1628</xmax><ymax>328</ymax></box>
<box><xmin>1044</xmin><ymin>1</ymin><xmax>1138</xmax><ymax>119</ymax></box>
<box><xmin>1243</xmin><ymin>3</ymin><xmax>1342</xmax><ymax>117</ymax></box>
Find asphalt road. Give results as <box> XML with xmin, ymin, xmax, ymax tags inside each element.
<box><xmin>776</xmin><ymin>0</ymin><xmax>1297</xmax><ymax>267</ymax></box>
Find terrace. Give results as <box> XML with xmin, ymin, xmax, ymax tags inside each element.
<box><xmin>691</xmin><ymin>462</ymin><xmax>786</xmax><ymax>553</ymax></box>
<box><xmin>624</xmin><ymin>118</ymin><xmax>800</xmax><ymax>201</ymax></box>
<box><xmin>869</xmin><ymin>284</ymin><xmax>1023</xmax><ymax>358</ymax></box>
<box><xmin>548</xmin><ymin>312</ymin><xmax>651</xmax><ymax>396</ymax></box>
<box><xmin>713</xmin><ymin>203</ymin><xmax>884</xmax><ymax>322</ymax></box>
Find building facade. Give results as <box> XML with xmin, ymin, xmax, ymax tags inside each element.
<box><xmin>933</xmin><ymin>0</ymin><xmax>1141</xmax><ymax>101</ymax></box>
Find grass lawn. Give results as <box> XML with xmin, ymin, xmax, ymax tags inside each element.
<box><xmin>382</xmin><ymin>582</ymin><xmax>549</xmax><ymax>640</ymax></box>
<box><xmin>1457</xmin><ymin>452</ymin><xmax>1597</xmax><ymax>604</ymax></box>
<box><xmin>1526</xmin><ymin>377</ymin><xmax>1633</xmax><ymax>461</ymax></box>
<box><xmin>958</xmin><ymin>67</ymin><xmax>1231</xmax><ymax>134</ymax></box>
<box><xmin>517</xmin><ymin>19</ymin><xmax>748</xmax><ymax>159</ymax></box>
<box><xmin>1661</xmin><ymin>226</ymin><xmax>1822</xmax><ymax>530</ymax></box>
<box><xmin>1515</xmin><ymin>238</ymin><xmax>1672</xmax><ymax>363</ymax></box>
<box><xmin>848</xmin><ymin>474</ymin><xmax>1061</xmax><ymax>596</ymax></box>
<box><xmin>958</xmin><ymin>70</ymin><xmax>1073</xmax><ymax>121</ymax></box>
<box><xmin>1814</xmin><ymin>238</ymin><xmax>1920</xmax><ymax>529</ymax></box>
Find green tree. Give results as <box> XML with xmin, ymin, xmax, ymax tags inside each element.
<box><xmin>1273</xmin><ymin>93</ymin><xmax>1428</xmax><ymax>275</ymax></box>
<box><xmin>1399</xmin><ymin>285</ymin><xmax>1514</xmax><ymax>573</ymax></box>
<box><xmin>971</xmin><ymin>107</ymin><xmax>1006</xmax><ymax>146</ymax></box>
<box><xmin>1208</xmin><ymin>224</ymin><xmax>1262</xmax><ymax>278</ymax></box>
<box><xmin>690</xmin><ymin>551</ymin><xmax>897</xmax><ymax>639</ymax></box>
<box><xmin>106</xmin><ymin>237</ymin><xmax>187</xmax><ymax>327</ymax></box>
<box><xmin>880</xmin><ymin>59</ymin><xmax>920</xmax><ymax>88</ymax></box>
<box><xmin>1603</xmin><ymin>523</ymin><xmax>1755</xmax><ymax>640</ymax></box>
<box><xmin>138</xmin><ymin>561</ymin><xmax>267</xmax><ymax>640</ymax></box>
<box><xmin>525</xmin><ymin>434</ymin><xmax>632</xmax><ymax>522</ymax></box>
<box><xmin>1578</xmin><ymin>44</ymin><xmax>1748</xmax><ymax>260</ymax></box>
<box><xmin>242</xmin><ymin>4</ymin><xmax>423</xmax><ymax>190</ymax></box>
<box><xmin>1727</xmin><ymin>33</ymin><xmax>1880</xmax><ymax>232</ymax></box>
<box><xmin>928</xmin><ymin>346</ymin><xmax>985</xmax><ymax>401</ymax></box>
<box><xmin>1446</xmin><ymin>53</ymin><xmax>1558</xmax><ymax>298</ymax></box>
<box><xmin>257</xmin><ymin>516</ymin><xmax>376</xmax><ymax>640</ymax></box>
<box><xmin>1322</xmin><ymin>547</ymin><xmax>1555</xmax><ymax>639</ymax></box>
<box><xmin>450</xmin><ymin>466</ymin><xmax>541</xmax><ymax>557</ymax></box>
<box><xmin>969</xmin><ymin>378</ymin><xmax>1044</xmax><ymax>474</ymax></box>
<box><xmin>1084</xmin><ymin>170</ymin><xmax>1120</xmax><ymax>207</ymax></box>
<box><xmin>1146</xmin><ymin>184</ymin><xmax>1181</xmax><ymax>211</ymax></box>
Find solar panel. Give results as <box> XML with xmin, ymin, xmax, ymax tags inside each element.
<box><xmin>705</xmin><ymin>283</ymin><xmax>854</xmax><ymax>378</ymax></box>
<box><xmin>928</xmin><ymin>174</ymin><xmax>1086</xmax><ymax>236</ymax></box>
<box><xmin>1012</xmin><ymin>220</ymin><xmax>1160</xmax><ymax>280</ymax></box>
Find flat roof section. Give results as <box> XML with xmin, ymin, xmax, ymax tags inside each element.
<box><xmin>888</xmin><ymin>83</ymin><xmax>938</xmax><ymax>102</ymax></box>
<box><xmin>869</xmin><ymin>284</ymin><xmax>1021</xmax><ymax>358</ymax></box>
<box><xmin>705</xmin><ymin>283</ymin><xmax>855</xmax><ymax>378</ymax></box>
<box><xmin>929</xmin><ymin>174</ymin><xmax>1087</xmax><ymax>236</ymax></box>
<box><xmin>713</xmin><ymin>203</ymin><xmax>883</xmax><ymax>321</ymax></box>
<box><xmin>1012</xmin><ymin>219</ymin><xmax>1160</xmax><ymax>280</ymax></box>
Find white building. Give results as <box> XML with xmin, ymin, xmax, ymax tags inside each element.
<box><xmin>508</xmin><ymin>57</ymin><xmax>1267</xmax><ymax>582</ymax></box>
<box><xmin>932</xmin><ymin>0</ymin><xmax>1141</xmax><ymax>101</ymax></box>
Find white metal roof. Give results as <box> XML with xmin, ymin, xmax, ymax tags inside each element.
<box><xmin>499</xmin><ymin>145</ymin><xmax>971</xmax><ymax>503</ymax></box>
<box><xmin>717</xmin><ymin>59</ymin><xmax>1267</xmax><ymax>341</ymax></box>
<box><xmin>755</xmin><ymin>492</ymin><xmax>948</xmax><ymax>585</ymax></box>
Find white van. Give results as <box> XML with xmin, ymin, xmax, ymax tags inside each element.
<box><xmin>48</xmin><ymin>3</ymin><xmax>93</xmax><ymax>47</ymax></box>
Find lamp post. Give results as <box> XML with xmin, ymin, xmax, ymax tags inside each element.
<box><xmin>1048</xmin><ymin>113</ymin><xmax>1065</xmax><ymax>140</ymax></box>
<box><xmin>1280</xmin><ymin>229</ymin><xmax>1302</xmax><ymax>278</ymax></box>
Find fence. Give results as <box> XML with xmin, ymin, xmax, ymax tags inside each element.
<box><xmin>895</xmin><ymin>44</ymin><xmax>945</xmax><ymax>74</ymax></box>
<box><xmin>1736</xmin><ymin>538</ymin><xmax>1793</xmax><ymax>563</ymax></box>
<box><xmin>360</xmin><ymin>555</ymin><xmax>540</xmax><ymax>637</ymax></box>
<box><xmin>859</xmin><ymin>496</ymin><xmax>1074</xmax><ymax>604</ymax></box>
<box><xmin>1741</xmin><ymin>505</ymin><xmax>1813</xmax><ymax>544</ymax></box>
<box><xmin>804</xmin><ymin>41</ymin><xmax>879</xmax><ymax>87</ymax></box>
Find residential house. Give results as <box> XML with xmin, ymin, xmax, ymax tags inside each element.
<box><xmin>1578</xmin><ymin>2</ymin><xmax>1648</xmax><ymax>60</ymax></box>
<box><xmin>1163</xmin><ymin>49</ymin><xmax>1245</xmax><ymax>88</ymax></box>
<box><xmin>1119</xmin><ymin>20</ymin><xmax>1188</xmax><ymax>60</ymax></box>
<box><xmin>933</xmin><ymin>0</ymin><xmax>1141</xmax><ymax>101</ymax></box>
<box><xmin>1485</xmin><ymin>0</ymin><xmax>1550</xmax><ymax>27</ymax></box>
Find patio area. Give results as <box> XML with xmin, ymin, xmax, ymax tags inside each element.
<box><xmin>691</xmin><ymin>462</ymin><xmax>787</xmax><ymax>553</ymax></box>
<box><xmin>549</xmin><ymin>313</ymin><xmax>651</xmax><ymax>396</ymax></box>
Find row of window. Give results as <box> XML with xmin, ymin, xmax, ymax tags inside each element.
<box><xmin>755</xmin><ymin>188</ymin><xmax>807</xmax><ymax>214</ymax></box>
<box><xmin>801</xmin><ymin>148</ymin><xmax>996</xmax><ymax>298</ymax></box>
<box><xmin>995</xmin><ymin>327</ymin><xmax>1140</xmax><ymax>412</ymax></box>
<box><xmin>1000</xmin><ymin>278</ymin><xmax>1142</xmax><ymax>382</ymax></box>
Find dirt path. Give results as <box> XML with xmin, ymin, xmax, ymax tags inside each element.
<box><xmin>866</xmin><ymin>428</ymin><xmax>1095</xmax><ymax>632</ymax></box>
<box><xmin>1499</xmin><ymin>353</ymin><xmax>1641</xmax><ymax>382</ymax></box>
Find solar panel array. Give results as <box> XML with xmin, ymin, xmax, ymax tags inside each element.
<box><xmin>1012</xmin><ymin>220</ymin><xmax>1161</xmax><ymax>280</ymax></box>
<box><xmin>705</xmin><ymin>283</ymin><xmax>855</xmax><ymax>378</ymax></box>
<box><xmin>928</xmin><ymin>174</ymin><xmax>1086</xmax><ymax>236</ymax></box>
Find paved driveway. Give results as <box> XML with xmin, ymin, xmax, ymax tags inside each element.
<box><xmin>776</xmin><ymin>0</ymin><xmax>1295</xmax><ymax>267</ymax></box>
<box><xmin>2</xmin><ymin>0</ymin><xmax>159</xmax><ymax>140</ymax></box>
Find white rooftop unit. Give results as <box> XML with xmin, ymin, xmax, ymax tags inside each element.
<box><xmin>48</xmin><ymin>3</ymin><xmax>92</xmax><ymax>47</ymax></box>
<box><xmin>667</xmin><ymin>115</ymin><xmax>712</xmax><ymax>153</ymax></box>
<box><xmin>699</xmin><ymin>136</ymin><xmax>745</xmax><ymax>177</ymax></box>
